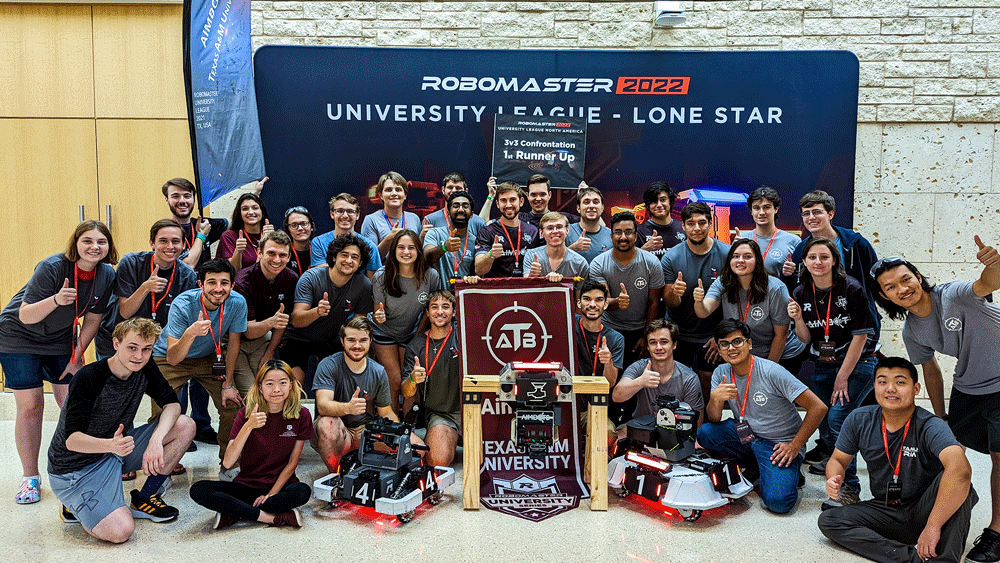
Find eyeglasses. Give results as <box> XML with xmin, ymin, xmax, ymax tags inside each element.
<box><xmin>542</xmin><ymin>225</ymin><xmax>567</xmax><ymax>232</ymax></box>
<box><xmin>717</xmin><ymin>337</ymin><xmax>747</xmax><ymax>350</ymax></box>
<box><xmin>800</xmin><ymin>209</ymin><xmax>827</xmax><ymax>218</ymax></box>
<box><xmin>284</xmin><ymin>206</ymin><xmax>309</xmax><ymax>218</ymax></box>
<box><xmin>612</xmin><ymin>229</ymin><xmax>636</xmax><ymax>237</ymax></box>
<box><xmin>287</xmin><ymin>222</ymin><xmax>311</xmax><ymax>230</ymax></box>
<box><xmin>870</xmin><ymin>256</ymin><xmax>908</xmax><ymax>278</ymax></box>
<box><xmin>333</xmin><ymin>209</ymin><xmax>358</xmax><ymax>216</ymax></box>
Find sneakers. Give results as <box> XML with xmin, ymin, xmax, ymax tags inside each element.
<box><xmin>213</xmin><ymin>512</ymin><xmax>239</xmax><ymax>530</ymax></box>
<box><xmin>808</xmin><ymin>460</ymin><xmax>827</xmax><ymax>475</ymax></box>
<box><xmin>15</xmin><ymin>477</ymin><xmax>40</xmax><ymax>504</ymax></box>
<box><xmin>268</xmin><ymin>508</ymin><xmax>302</xmax><ymax>528</ymax></box>
<box><xmin>129</xmin><ymin>490</ymin><xmax>179</xmax><ymax>523</ymax></box>
<box><xmin>968</xmin><ymin>528</ymin><xmax>1000</xmax><ymax>563</ymax></box>
<box><xmin>219</xmin><ymin>466</ymin><xmax>240</xmax><ymax>483</ymax></box>
<box><xmin>60</xmin><ymin>504</ymin><xmax>80</xmax><ymax>524</ymax></box>
<box><xmin>798</xmin><ymin>469</ymin><xmax>806</xmax><ymax>489</ymax></box>
<box><xmin>194</xmin><ymin>427</ymin><xmax>218</xmax><ymax>445</ymax></box>
<box><xmin>804</xmin><ymin>441</ymin><xmax>831</xmax><ymax>465</ymax></box>
<box><xmin>820</xmin><ymin>487</ymin><xmax>860</xmax><ymax>511</ymax></box>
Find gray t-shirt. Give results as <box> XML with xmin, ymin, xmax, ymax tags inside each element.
<box><xmin>424</xmin><ymin>208</ymin><xmax>487</xmax><ymax>231</ymax></box>
<box><xmin>620</xmin><ymin>358</ymin><xmax>704</xmax><ymax>418</ymax></box>
<box><xmin>704</xmin><ymin>276</ymin><xmax>805</xmax><ymax>359</ymax></box>
<box><xmin>588</xmin><ymin>249</ymin><xmax>666</xmax><ymax>332</ymax></box>
<box><xmin>711</xmin><ymin>357</ymin><xmax>808</xmax><ymax>445</ymax></box>
<box><xmin>661</xmin><ymin>240</ymin><xmax>731</xmax><ymax>343</ymax></box>
<box><xmin>522</xmin><ymin>247</ymin><xmax>590</xmax><ymax>287</ymax></box>
<box><xmin>738</xmin><ymin>229</ymin><xmax>801</xmax><ymax>277</ymax></box>
<box><xmin>283</xmin><ymin>267</ymin><xmax>373</xmax><ymax>344</ymax></box>
<box><xmin>360</xmin><ymin>211</ymin><xmax>422</xmax><ymax>247</ymax></box>
<box><xmin>424</xmin><ymin>225</ymin><xmax>479</xmax><ymax>280</ymax></box>
<box><xmin>370</xmin><ymin>267</ymin><xmax>440</xmax><ymax>343</ymax></box>
<box><xmin>0</xmin><ymin>254</ymin><xmax>116</xmax><ymax>355</ymax></box>
<box><xmin>312</xmin><ymin>353</ymin><xmax>391</xmax><ymax>428</ymax></box>
<box><xmin>566</xmin><ymin>224</ymin><xmax>613</xmax><ymax>264</ymax></box>
<box><xmin>402</xmin><ymin>328</ymin><xmax>461</xmax><ymax>418</ymax></box>
<box><xmin>903</xmin><ymin>281</ymin><xmax>1000</xmax><ymax>395</ymax></box>
<box><xmin>837</xmin><ymin>405</ymin><xmax>959</xmax><ymax>502</ymax></box>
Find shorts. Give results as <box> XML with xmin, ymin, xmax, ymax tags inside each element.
<box><xmin>0</xmin><ymin>352</ymin><xmax>73</xmax><ymax>390</ymax></box>
<box><xmin>280</xmin><ymin>339</ymin><xmax>340</xmax><ymax>371</ymax></box>
<box><xmin>949</xmin><ymin>388</ymin><xmax>1000</xmax><ymax>454</ymax></box>
<box><xmin>372</xmin><ymin>332</ymin><xmax>409</xmax><ymax>347</ymax></box>
<box><xmin>48</xmin><ymin>423</ymin><xmax>159</xmax><ymax>530</ymax></box>
<box><xmin>234</xmin><ymin>336</ymin><xmax>271</xmax><ymax>396</ymax></box>
<box><xmin>426</xmin><ymin>410</ymin><xmax>461</xmax><ymax>433</ymax></box>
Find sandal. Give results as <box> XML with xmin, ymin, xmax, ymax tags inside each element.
<box><xmin>170</xmin><ymin>463</ymin><xmax>186</xmax><ymax>476</ymax></box>
<box><xmin>122</xmin><ymin>471</ymin><xmax>137</xmax><ymax>481</ymax></box>
<box><xmin>15</xmin><ymin>478</ymin><xmax>40</xmax><ymax>504</ymax></box>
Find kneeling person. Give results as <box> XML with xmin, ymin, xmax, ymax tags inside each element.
<box><xmin>402</xmin><ymin>290</ymin><xmax>461</xmax><ymax>467</ymax></box>
<box><xmin>312</xmin><ymin>317</ymin><xmax>421</xmax><ymax>472</ymax></box>
<box><xmin>818</xmin><ymin>357</ymin><xmax>976</xmax><ymax>563</ymax></box>
<box><xmin>48</xmin><ymin>318</ymin><xmax>196</xmax><ymax>543</ymax></box>
<box><xmin>697</xmin><ymin>319</ymin><xmax>827</xmax><ymax>514</ymax></box>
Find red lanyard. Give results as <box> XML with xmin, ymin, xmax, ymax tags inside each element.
<box><xmin>70</xmin><ymin>265</ymin><xmax>96</xmax><ymax>364</ymax></box>
<box><xmin>499</xmin><ymin>221</ymin><xmax>522</xmax><ymax>268</ymax></box>
<box><xmin>149</xmin><ymin>259</ymin><xmax>175</xmax><ymax>316</ymax></box>
<box><xmin>753</xmin><ymin>229</ymin><xmax>781</xmax><ymax>259</ymax></box>
<box><xmin>734</xmin><ymin>356</ymin><xmax>755</xmax><ymax>421</ymax></box>
<box><xmin>452</xmin><ymin>232</ymin><xmax>469</xmax><ymax>274</ymax></box>
<box><xmin>811</xmin><ymin>282</ymin><xmax>834</xmax><ymax>341</ymax></box>
<box><xmin>184</xmin><ymin>222</ymin><xmax>195</xmax><ymax>249</ymax></box>
<box><xmin>290</xmin><ymin>246</ymin><xmax>304</xmax><ymax>276</ymax></box>
<box><xmin>738</xmin><ymin>292</ymin><xmax>752</xmax><ymax>322</ymax></box>
<box><xmin>199</xmin><ymin>293</ymin><xmax>225</xmax><ymax>361</ymax></box>
<box><xmin>579</xmin><ymin>318</ymin><xmax>603</xmax><ymax>376</ymax></box>
<box><xmin>383</xmin><ymin>211</ymin><xmax>405</xmax><ymax>230</ymax></box>
<box><xmin>424</xmin><ymin>327</ymin><xmax>454</xmax><ymax>377</ymax></box>
<box><xmin>881</xmin><ymin>415</ymin><xmax>912</xmax><ymax>483</ymax></box>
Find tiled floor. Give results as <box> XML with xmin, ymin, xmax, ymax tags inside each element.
<box><xmin>0</xmin><ymin>407</ymin><xmax>993</xmax><ymax>562</ymax></box>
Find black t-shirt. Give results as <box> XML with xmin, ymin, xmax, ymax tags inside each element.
<box><xmin>636</xmin><ymin>219</ymin><xmax>687</xmax><ymax>260</ymax></box>
<box><xmin>518</xmin><ymin>210</ymin><xmax>579</xmax><ymax>229</ymax></box>
<box><xmin>47</xmin><ymin>358</ymin><xmax>178</xmax><ymax>475</ymax></box>
<box><xmin>792</xmin><ymin>275</ymin><xmax>878</xmax><ymax>359</ymax></box>
<box><xmin>287</xmin><ymin>246</ymin><xmax>312</xmax><ymax>278</ymax></box>
<box><xmin>178</xmin><ymin>217</ymin><xmax>228</xmax><ymax>271</ymax></box>
<box><xmin>402</xmin><ymin>328</ymin><xmax>461</xmax><ymax>417</ymax></box>
<box><xmin>474</xmin><ymin>220</ymin><xmax>540</xmax><ymax>278</ymax></box>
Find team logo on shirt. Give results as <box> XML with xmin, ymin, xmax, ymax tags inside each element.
<box><xmin>769</xmin><ymin>249</ymin><xmax>783</xmax><ymax>259</ymax></box>
<box><xmin>836</xmin><ymin>296</ymin><xmax>848</xmax><ymax>309</ymax></box>
<box><xmin>676</xmin><ymin>232</ymin><xmax>686</xmax><ymax>241</ymax></box>
<box><xmin>753</xmin><ymin>391</ymin><xmax>768</xmax><ymax>406</ymax></box>
<box><xmin>278</xmin><ymin>293</ymin><xmax>285</xmax><ymax>300</ymax></box>
<box><xmin>417</xmin><ymin>291</ymin><xmax>429</xmax><ymax>305</ymax></box>
<box><xmin>482</xmin><ymin>301</ymin><xmax>553</xmax><ymax>366</ymax></box>
<box><xmin>749</xmin><ymin>306</ymin><xmax>765</xmax><ymax>321</ymax></box>
<box><xmin>903</xmin><ymin>446</ymin><xmax>918</xmax><ymax>458</ymax></box>
<box><xmin>944</xmin><ymin>317</ymin><xmax>962</xmax><ymax>331</ymax></box>
<box><xmin>280</xmin><ymin>425</ymin><xmax>297</xmax><ymax>437</ymax></box>
<box><xmin>802</xmin><ymin>302</ymin><xmax>812</xmax><ymax>312</ymax></box>
<box><xmin>634</xmin><ymin>277</ymin><xmax>647</xmax><ymax>290</ymax></box>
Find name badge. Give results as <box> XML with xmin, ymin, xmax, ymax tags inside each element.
<box><xmin>735</xmin><ymin>419</ymin><xmax>755</xmax><ymax>444</ymax></box>
<box><xmin>886</xmin><ymin>481</ymin><xmax>902</xmax><ymax>506</ymax></box>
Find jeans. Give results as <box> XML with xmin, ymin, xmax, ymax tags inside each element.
<box><xmin>697</xmin><ymin>420</ymin><xmax>803</xmax><ymax>514</ymax></box>
<box><xmin>177</xmin><ymin>379</ymin><xmax>213</xmax><ymax>434</ymax></box>
<box><xmin>813</xmin><ymin>355</ymin><xmax>876</xmax><ymax>491</ymax></box>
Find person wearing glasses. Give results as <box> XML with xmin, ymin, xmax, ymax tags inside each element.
<box><xmin>697</xmin><ymin>319</ymin><xmax>827</xmax><ymax>514</ymax></box>
<box><xmin>282</xmin><ymin>207</ymin><xmax>315</xmax><ymax>277</ymax></box>
<box><xmin>422</xmin><ymin>172</ymin><xmax>488</xmax><ymax>232</ymax></box>
<box><xmin>736</xmin><ymin>186</ymin><xmax>801</xmax><ymax>277</ymax></box>
<box><xmin>310</xmin><ymin>193</ymin><xmax>381</xmax><ymax>279</ymax></box>
<box><xmin>424</xmin><ymin>191</ymin><xmax>482</xmax><ymax>283</ymax></box>
<box><xmin>588</xmin><ymin>210</ymin><xmax>665</xmax><ymax>425</ymax></box>
<box><xmin>871</xmin><ymin>239</ymin><xmax>1000</xmax><ymax>563</ymax></box>
<box><xmin>787</xmin><ymin>237</ymin><xmax>879</xmax><ymax>507</ymax></box>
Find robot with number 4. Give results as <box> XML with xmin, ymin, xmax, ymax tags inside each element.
<box><xmin>313</xmin><ymin>418</ymin><xmax>455</xmax><ymax>524</ymax></box>
<box><xmin>608</xmin><ymin>394</ymin><xmax>753</xmax><ymax>521</ymax></box>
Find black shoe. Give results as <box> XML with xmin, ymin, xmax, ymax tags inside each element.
<box><xmin>60</xmin><ymin>504</ymin><xmax>80</xmax><ymax>524</ymax></box>
<box><xmin>187</xmin><ymin>441</ymin><xmax>198</xmax><ymax>452</ymax></box>
<box><xmin>194</xmin><ymin>427</ymin><xmax>218</xmax><ymax>445</ymax></box>
<box><xmin>968</xmin><ymin>528</ymin><xmax>1000</xmax><ymax>562</ymax></box>
<box><xmin>798</xmin><ymin>469</ymin><xmax>805</xmax><ymax>488</ymax></box>
<box><xmin>808</xmin><ymin>460</ymin><xmax>827</xmax><ymax>475</ymax></box>
<box><xmin>804</xmin><ymin>442</ymin><xmax>831</xmax><ymax>465</ymax></box>
<box><xmin>738</xmin><ymin>463</ymin><xmax>760</xmax><ymax>486</ymax></box>
<box><xmin>129</xmin><ymin>490</ymin><xmax>179</xmax><ymax>523</ymax></box>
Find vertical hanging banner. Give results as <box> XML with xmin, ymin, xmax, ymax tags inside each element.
<box><xmin>183</xmin><ymin>0</ymin><xmax>265</xmax><ymax>206</ymax></box>
<box><xmin>491</xmin><ymin>115</ymin><xmax>587</xmax><ymax>189</ymax></box>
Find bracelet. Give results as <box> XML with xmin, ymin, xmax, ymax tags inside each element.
<box><xmin>441</xmin><ymin>242</ymin><xmax>447</xmax><ymax>252</ymax></box>
<box><xmin>486</xmin><ymin>195</ymin><xmax>493</xmax><ymax>200</ymax></box>
<box><xmin>406</xmin><ymin>373</ymin><xmax>415</xmax><ymax>384</ymax></box>
<box><xmin>53</xmin><ymin>294</ymin><xmax>61</xmax><ymax>307</ymax></box>
<box><xmin>222</xmin><ymin>384</ymin><xmax>234</xmax><ymax>390</ymax></box>
<box><xmin>196</xmin><ymin>233</ymin><xmax>208</xmax><ymax>244</ymax></box>
<box><xmin>488</xmin><ymin>251</ymin><xmax>494</xmax><ymax>258</ymax></box>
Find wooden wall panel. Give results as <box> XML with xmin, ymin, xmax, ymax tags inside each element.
<box><xmin>0</xmin><ymin>4</ymin><xmax>95</xmax><ymax>118</ymax></box>
<box><xmin>96</xmin><ymin>118</ymin><xmax>194</xmax><ymax>253</ymax></box>
<box><xmin>93</xmin><ymin>3</ymin><xmax>186</xmax><ymax>119</ymax></box>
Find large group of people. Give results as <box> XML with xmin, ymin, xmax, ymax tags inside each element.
<box><xmin>0</xmin><ymin>171</ymin><xmax>997</xmax><ymax>563</ymax></box>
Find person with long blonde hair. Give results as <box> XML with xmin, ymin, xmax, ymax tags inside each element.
<box><xmin>190</xmin><ymin>360</ymin><xmax>312</xmax><ymax>529</ymax></box>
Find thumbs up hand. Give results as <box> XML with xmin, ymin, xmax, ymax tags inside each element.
<box><xmin>598</xmin><ymin>339</ymin><xmax>612</xmax><ymax>366</ymax></box>
<box><xmin>145</xmin><ymin>266</ymin><xmax>167</xmax><ymax>294</ymax></box>
<box><xmin>826</xmin><ymin>474</ymin><xmax>843</xmax><ymax>501</ymax></box>
<box><xmin>569</xmin><ymin>234</ymin><xmax>591</xmax><ymax>252</ymax></box>
<box><xmin>420</xmin><ymin>218</ymin><xmax>432</xmax><ymax>239</ymax></box>
<box><xmin>54</xmin><ymin>278</ymin><xmax>76</xmax><ymax>306</ymax></box>
<box><xmin>110</xmin><ymin>424</ymin><xmax>135</xmax><ymax>457</ymax></box>
<box><xmin>349</xmin><ymin>386</ymin><xmax>367</xmax><ymax>415</ymax></box>
<box><xmin>712</xmin><ymin>374</ymin><xmax>739</xmax><ymax>403</ymax></box>
<box><xmin>411</xmin><ymin>357</ymin><xmax>426</xmax><ymax>385</ymax></box>
<box><xmin>787</xmin><ymin>297</ymin><xmax>802</xmax><ymax>320</ymax></box>
<box><xmin>445</xmin><ymin>229</ymin><xmax>461</xmax><ymax>252</ymax></box>
<box><xmin>234</xmin><ymin>231</ymin><xmax>247</xmax><ymax>255</ymax></box>
<box><xmin>270</xmin><ymin>303</ymin><xmax>289</xmax><ymax>330</ymax></box>
<box><xmin>373</xmin><ymin>302</ymin><xmax>386</xmax><ymax>324</ymax></box>
<box><xmin>529</xmin><ymin>254</ymin><xmax>542</xmax><ymax>277</ymax></box>
<box><xmin>975</xmin><ymin>235</ymin><xmax>1000</xmax><ymax>269</ymax></box>
<box><xmin>491</xmin><ymin>235</ymin><xmax>504</xmax><ymax>258</ymax></box>
<box><xmin>639</xmin><ymin>360</ymin><xmax>660</xmax><ymax>388</ymax></box>
<box><xmin>618</xmin><ymin>283</ymin><xmax>630</xmax><ymax>309</ymax></box>
<box><xmin>317</xmin><ymin>292</ymin><xmax>330</xmax><ymax>316</ymax></box>
<box><xmin>262</xmin><ymin>219</ymin><xmax>274</xmax><ymax>237</ymax></box>
<box><xmin>247</xmin><ymin>403</ymin><xmax>268</xmax><ymax>430</ymax></box>
<box><xmin>782</xmin><ymin>252</ymin><xmax>796</xmax><ymax>277</ymax></box>
<box><xmin>693</xmin><ymin>279</ymin><xmax>705</xmax><ymax>302</ymax></box>
<box><xmin>189</xmin><ymin>310</ymin><xmax>211</xmax><ymax>337</ymax></box>
<box><xmin>671</xmin><ymin>271</ymin><xmax>687</xmax><ymax>298</ymax></box>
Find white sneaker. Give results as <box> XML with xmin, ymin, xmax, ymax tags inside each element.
<box><xmin>218</xmin><ymin>467</ymin><xmax>240</xmax><ymax>482</ymax></box>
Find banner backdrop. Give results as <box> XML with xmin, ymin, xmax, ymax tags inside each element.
<box><xmin>253</xmin><ymin>47</ymin><xmax>858</xmax><ymax>236</ymax></box>
<box><xmin>491</xmin><ymin>114</ymin><xmax>587</xmax><ymax>189</ymax></box>
<box><xmin>183</xmin><ymin>0</ymin><xmax>265</xmax><ymax>207</ymax></box>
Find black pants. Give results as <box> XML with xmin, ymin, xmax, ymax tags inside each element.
<box><xmin>611</xmin><ymin>328</ymin><xmax>645</xmax><ymax>426</ymax></box>
<box><xmin>818</xmin><ymin>473</ymin><xmax>977</xmax><ymax>563</ymax></box>
<box><xmin>190</xmin><ymin>480</ymin><xmax>312</xmax><ymax>521</ymax></box>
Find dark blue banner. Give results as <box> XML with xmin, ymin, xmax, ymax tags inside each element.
<box><xmin>183</xmin><ymin>0</ymin><xmax>265</xmax><ymax>207</ymax></box>
<box><xmin>253</xmin><ymin>47</ymin><xmax>858</xmax><ymax>235</ymax></box>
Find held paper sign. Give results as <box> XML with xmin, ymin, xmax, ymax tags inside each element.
<box><xmin>491</xmin><ymin>115</ymin><xmax>587</xmax><ymax>189</ymax></box>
